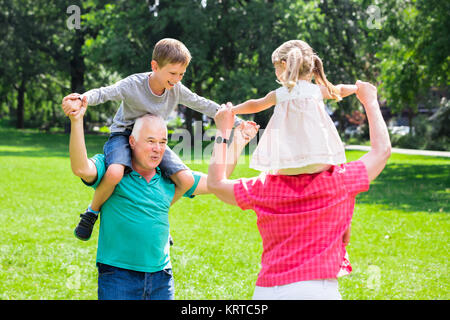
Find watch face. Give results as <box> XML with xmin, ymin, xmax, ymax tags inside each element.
<box><xmin>216</xmin><ymin>136</ymin><xmax>223</xmax><ymax>143</ymax></box>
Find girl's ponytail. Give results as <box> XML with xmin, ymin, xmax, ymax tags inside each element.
<box><xmin>312</xmin><ymin>55</ymin><xmax>342</xmax><ymax>101</ymax></box>
<box><xmin>282</xmin><ymin>48</ymin><xmax>303</xmax><ymax>91</ymax></box>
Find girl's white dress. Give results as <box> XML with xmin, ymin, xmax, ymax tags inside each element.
<box><xmin>250</xmin><ymin>80</ymin><xmax>346</xmax><ymax>174</ymax></box>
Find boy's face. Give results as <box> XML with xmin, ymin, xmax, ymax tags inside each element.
<box><xmin>151</xmin><ymin>60</ymin><xmax>187</xmax><ymax>91</ymax></box>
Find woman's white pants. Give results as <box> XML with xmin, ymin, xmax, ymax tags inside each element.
<box><xmin>252</xmin><ymin>279</ymin><xmax>342</xmax><ymax>300</ymax></box>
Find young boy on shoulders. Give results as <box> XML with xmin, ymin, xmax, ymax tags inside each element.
<box><xmin>62</xmin><ymin>38</ymin><xmax>241</xmax><ymax>241</ymax></box>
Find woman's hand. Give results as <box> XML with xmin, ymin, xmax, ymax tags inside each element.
<box><xmin>233</xmin><ymin>121</ymin><xmax>259</xmax><ymax>147</ymax></box>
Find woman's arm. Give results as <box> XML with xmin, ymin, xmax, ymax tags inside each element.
<box><xmin>207</xmin><ymin>104</ymin><xmax>245</xmax><ymax>205</ymax></box>
<box><xmin>231</xmin><ymin>91</ymin><xmax>276</xmax><ymax>115</ymax></box>
<box><xmin>355</xmin><ymin>81</ymin><xmax>391</xmax><ymax>182</ymax></box>
<box><xmin>191</xmin><ymin>121</ymin><xmax>259</xmax><ymax>196</ymax></box>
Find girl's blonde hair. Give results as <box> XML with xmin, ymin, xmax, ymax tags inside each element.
<box><xmin>271</xmin><ymin>40</ymin><xmax>341</xmax><ymax>101</ymax></box>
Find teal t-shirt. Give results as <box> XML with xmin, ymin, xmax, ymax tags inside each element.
<box><xmin>84</xmin><ymin>154</ymin><xmax>200</xmax><ymax>273</ymax></box>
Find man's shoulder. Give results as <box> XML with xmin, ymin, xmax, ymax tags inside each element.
<box><xmin>82</xmin><ymin>154</ymin><xmax>105</xmax><ymax>188</ymax></box>
<box><xmin>89</xmin><ymin>153</ymin><xmax>106</xmax><ymax>167</ymax></box>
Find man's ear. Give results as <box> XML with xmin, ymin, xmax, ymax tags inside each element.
<box><xmin>129</xmin><ymin>135</ymin><xmax>136</xmax><ymax>149</ymax></box>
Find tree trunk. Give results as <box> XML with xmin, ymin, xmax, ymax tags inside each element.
<box><xmin>70</xmin><ymin>30</ymin><xmax>85</xmax><ymax>93</ymax></box>
<box><xmin>66</xmin><ymin>30</ymin><xmax>86</xmax><ymax>133</ymax></box>
<box><xmin>16</xmin><ymin>79</ymin><xmax>25</xmax><ymax>129</ymax></box>
<box><xmin>408</xmin><ymin>107</ymin><xmax>414</xmax><ymax>136</ymax></box>
<box><xmin>184</xmin><ymin>107</ymin><xmax>194</xmax><ymax>148</ymax></box>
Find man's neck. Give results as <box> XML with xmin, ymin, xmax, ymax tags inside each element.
<box><xmin>131</xmin><ymin>160</ymin><xmax>157</xmax><ymax>183</ymax></box>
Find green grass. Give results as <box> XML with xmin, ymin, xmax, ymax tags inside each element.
<box><xmin>0</xmin><ymin>128</ymin><xmax>448</xmax><ymax>300</ymax></box>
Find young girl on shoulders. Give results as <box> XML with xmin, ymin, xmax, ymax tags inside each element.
<box><xmin>232</xmin><ymin>39</ymin><xmax>357</xmax><ymax>175</ymax></box>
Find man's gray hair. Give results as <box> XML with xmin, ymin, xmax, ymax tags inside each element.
<box><xmin>131</xmin><ymin>113</ymin><xmax>166</xmax><ymax>139</ymax></box>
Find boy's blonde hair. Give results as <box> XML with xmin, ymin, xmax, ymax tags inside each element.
<box><xmin>271</xmin><ymin>40</ymin><xmax>341</xmax><ymax>101</ymax></box>
<box><xmin>152</xmin><ymin>38</ymin><xmax>191</xmax><ymax>68</ymax></box>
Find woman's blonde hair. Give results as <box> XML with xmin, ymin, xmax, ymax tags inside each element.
<box><xmin>271</xmin><ymin>40</ymin><xmax>341</xmax><ymax>101</ymax></box>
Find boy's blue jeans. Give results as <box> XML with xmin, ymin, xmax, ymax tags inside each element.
<box><xmin>97</xmin><ymin>263</ymin><xmax>175</xmax><ymax>300</ymax></box>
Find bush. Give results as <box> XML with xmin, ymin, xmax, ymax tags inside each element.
<box><xmin>391</xmin><ymin>99</ymin><xmax>450</xmax><ymax>151</ymax></box>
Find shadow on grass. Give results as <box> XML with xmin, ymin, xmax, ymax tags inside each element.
<box><xmin>357</xmin><ymin>163</ymin><xmax>450</xmax><ymax>213</ymax></box>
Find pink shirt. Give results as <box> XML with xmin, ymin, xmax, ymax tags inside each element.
<box><xmin>234</xmin><ymin>161</ymin><xmax>369</xmax><ymax>287</ymax></box>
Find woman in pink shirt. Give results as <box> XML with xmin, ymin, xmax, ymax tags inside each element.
<box><xmin>207</xmin><ymin>81</ymin><xmax>391</xmax><ymax>300</ymax></box>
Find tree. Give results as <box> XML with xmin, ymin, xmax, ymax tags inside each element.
<box><xmin>0</xmin><ymin>0</ymin><xmax>77</xmax><ymax>128</ymax></box>
<box><xmin>377</xmin><ymin>0</ymin><xmax>449</xmax><ymax>128</ymax></box>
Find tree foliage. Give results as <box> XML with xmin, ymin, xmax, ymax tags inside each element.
<box><xmin>0</xmin><ymin>0</ymin><xmax>448</xmax><ymax>149</ymax></box>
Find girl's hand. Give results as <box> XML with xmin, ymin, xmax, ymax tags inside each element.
<box><xmin>234</xmin><ymin>121</ymin><xmax>259</xmax><ymax>146</ymax></box>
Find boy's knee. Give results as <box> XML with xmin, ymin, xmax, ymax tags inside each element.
<box><xmin>105</xmin><ymin>164</ymin><xmax>125</xmax><ymax>185</ymax></box>
<box><xmin>171</xmin><ymin>170</ymin><xmax>194</xmax><ymax>192</ymax></box>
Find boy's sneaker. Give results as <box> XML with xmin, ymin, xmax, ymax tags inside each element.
<box><xmin>74</xmin><ymin>209</ymin><xmax>98</xmax><ymax>241</ymax></box>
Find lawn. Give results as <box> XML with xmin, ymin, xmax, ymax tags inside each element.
<box><xmin>0</xmin><ymin>127</ymin><xmax>448</xmax><ymax>300</ymax></box>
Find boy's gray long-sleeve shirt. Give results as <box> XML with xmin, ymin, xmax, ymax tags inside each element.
<box><xmin>81</xmin><ymin>72</ymin><xmax>241</xmax><ymax>133</ymax></box>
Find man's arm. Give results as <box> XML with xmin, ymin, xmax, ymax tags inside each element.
<box><xmin>62</xmin><ymin>96</ymin><xmax>98</xmax><ymax>183</ymax></box>
<box><xmin>356</xmin><ymin>81</ymin><xmax>391</xmax><ymax>182</ymax></box>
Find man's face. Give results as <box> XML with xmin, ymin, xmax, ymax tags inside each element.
<box><xmin>130</xmin><ymin>119</ymin><xmax>168</xmax><ymax>170</ymax></box>
<box><xmin>152</xmin><ymin>61</ymin><xmax>187</xmax><ymax>91</ymax></box>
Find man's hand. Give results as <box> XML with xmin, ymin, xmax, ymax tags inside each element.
<box><xmin>62</xmin><ymin>93</ymin><xmax>87</xmax><ymax>116</ymax></box>
<box><xmin>62</xmin><ymin>93</ymin><xmax>88</xmax><ymax>121</ymax></box>
<box><xmin>68</xmin><ymin>96</ymin><xmax>88</xmax><ymax>121</ymax></box>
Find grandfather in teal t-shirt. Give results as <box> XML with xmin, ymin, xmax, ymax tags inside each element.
<box><xmin>84</xmin><ymin>153</ymin><xmax>201</xmax><ymax>274</ymax></box>
<box><xmin>63</xmin><ymin>100</ymin><xmax>256</xmax><ymax>300</ymax></box>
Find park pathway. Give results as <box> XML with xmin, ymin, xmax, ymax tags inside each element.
<box><xmin>345</xmin><ymin>145</ymin><xmax>450</xmax><ymax>158</ymax></box>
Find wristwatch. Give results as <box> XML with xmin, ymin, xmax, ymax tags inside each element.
<box><xmin>215</xmin><ymin>136</ymin><xmax>229</xmax><ymax>144</ymax></box>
